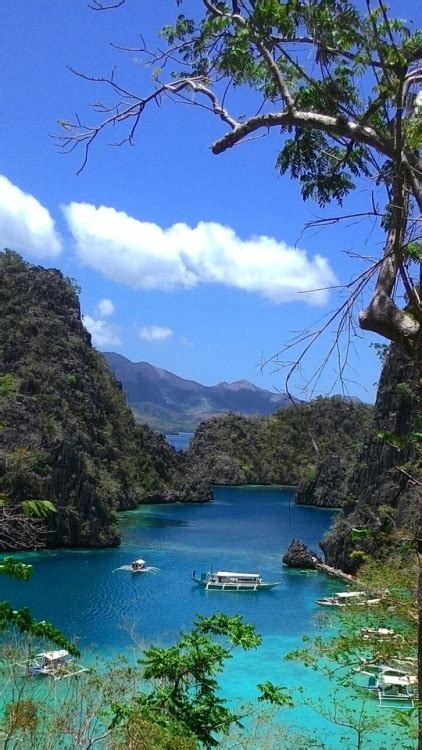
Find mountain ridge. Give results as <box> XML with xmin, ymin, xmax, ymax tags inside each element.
<box><xmin>104</xmin><ymin>352</ymin><xmax>294</xmax><ymax>432</ymax></box>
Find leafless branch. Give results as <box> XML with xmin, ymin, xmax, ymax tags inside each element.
<box><xmin>88</xmin><ymin>0</ymin><xmax>125</xmax><ymax>10</ymax></box>
<box><xmin>0</xmin><ymin>506</ymin><xmax>47</xmax><ymax>550</ymax></box>
<box><xmin>56</xmin><ymin>72</ymin><xmax>239</xmax><ymax>173</ymax></box>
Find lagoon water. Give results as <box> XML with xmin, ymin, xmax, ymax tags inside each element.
<box><xmin>1</xmin><ymin>487</ymin><xmax>412</xmax><ymax>748</ymax></box>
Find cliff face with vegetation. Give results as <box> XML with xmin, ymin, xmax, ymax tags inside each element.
<box><xmin>0</xmin><ymin>252</ymin><xmax>210</xmax><ymax>549</ymax></box>
<box><xmin>320</xmin><ymin>346</ymin><xmax>421</xmax><ymax>572</ymax></box>
<box><xmin>185</xmin><ymin>398</ymin><xmax>373</xmax><ymax>487</ymax></box>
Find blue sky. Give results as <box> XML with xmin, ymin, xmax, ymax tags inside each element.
<box><xmin>1</xmin><ymin>0</ymin><xmax>418</xmax><ymax>399</ymax></box>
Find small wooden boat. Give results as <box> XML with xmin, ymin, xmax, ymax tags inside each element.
<box><xmin>316</xmin><ymin>591</ymin><xmax>381</xmax><ymax>607</ymax></box>
<box><xmin>299</xmin><ymin>569</ymin><xmax>318</xmax><ymax>575</ymax></box>
<box><xmin>131</xmin><ymin>558</ymin><xmax>146</xmax><ymax>572</ymax></box>
<box><xmin>113</xmin><ymin>558</ymin><xmax>160</xmax><ymax>573</ymax></box>
<box><xmin>192</xmin><ymin>570</ymin><xmax>280</xmax><ymax>591</ymax></box>
<box><xmin>377</xmin><ymin>671</ymin><xmax>416</xmax><ymax>705</ymax></box>
<box><xmin>360</xmin><ymin>627</ymin><xmax>401</xmax><ymax>641</ymax></box>
<box><xmin>17</xmin><ymin>650</ymin><xmax>89</xmax><ymax>681</ymax></box>
<box><xmin>354</xmin><ymin>663</ymin><xmax>417</xmax><ymax>705</ymax></box>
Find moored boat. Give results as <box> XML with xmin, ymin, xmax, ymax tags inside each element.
<box><xmin>353</xmin><ymin>663</ymin><xmax>417</xmax><ymax>705</ymax></box>
<box><xmin>360</xmin><ymin>627</ymin><xmax>401</xmax><ymax>641</ymax></box>
<box><xmin>192</xmin><ymin>570</ymin><xmax>280</xmax><ymax>591</ymax></box>
<box><xmin>316</xmin><ymin>591</ymin><xmax>381</xmax><ymax>607</ymax></box>
<box><xmin>17</xmin><ymin>650</ymin><xmax>89</xmax><ymax>681</ymax></box>
<box><xmin>377</xmin><ymin>671</ymin><xmax>416</xmax><ymax>705</ymax></box>
<box><xmin>113</xmin><ymin>558</ymin><xmax>160</xmax><ymax>573</ymax></box>
<box><xmin>132</xmin><ymin>558</ymin><xmax>146</xmax><ymax>572</ymax></box>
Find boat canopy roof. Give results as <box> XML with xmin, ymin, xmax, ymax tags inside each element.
<box><xmin>335</xmin><ymin>591</ymin><xmax>365</xmax><ymax>598</ymax></box>
<box><xmin>216</xmin><ymin>571</ymin><xmax>260</xmax><ymax>578</ymax></box>
<box><xmin>37</xmin><ymin>650</ymin><xmax>69</xmax><ymax>662</ymax></box>
<box><xmin>382</xmin><ymin>674</ymin><xmax>410</xmax><ymax>686</ymax></box>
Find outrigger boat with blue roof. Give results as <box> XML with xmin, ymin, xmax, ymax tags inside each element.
<box><xmin>192</xmin><ymin>569</ymin><xmax>280</xmax><ymax>591</ymax></box>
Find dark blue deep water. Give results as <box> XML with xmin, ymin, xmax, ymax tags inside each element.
<box><xmin>1</xmin><ymin>487</ymin><xmax>412</xmax><ymax>748</ymax></box>
<box><xmin>1</xmin><ymin>487</ymin><xmax>332</xmax><ymax>651</ymax></box>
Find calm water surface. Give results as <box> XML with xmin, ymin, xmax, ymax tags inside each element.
<box><xmin>165</xmin><ymin>431</ymin><xmax>194</xmax><ymax>451</ymax></box>
<box><xmin>1</xmin><ymin>486</ymin><xmax>412</xmax><ymax>748</ymax></box>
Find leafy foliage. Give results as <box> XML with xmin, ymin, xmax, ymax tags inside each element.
<box><xmin>20</xmin><ymin>499</ymin><xmax>57</xmax><ymax>518</ymax></box>
<box><xmin>0</xmin><ymin>556</ymin><xmax>32</xmax><ymax>581</ymax></box>
<box><xmin>111</xmin><ymin>613</ymin><xmax>284</xmax><ymax>749</ymax></box>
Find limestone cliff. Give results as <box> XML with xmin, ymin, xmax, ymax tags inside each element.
<box><xmin>0</xmin><ymin>251</ymin><xmax>210</xmax><ymax>549</ymax></box>
<box><xmin>185</xmin><ymin>398</ymin><xmax>372</xmax><ymax>487</ymax></box>
<box><xmin>320</xmin><ymin>346</ymin><xmax>421</xmax><ymax>572</ymax></box>
<box><xmin>294</xmin><ymin>454</ymin><xmax>349</xmax><ymax>508</ymax></box>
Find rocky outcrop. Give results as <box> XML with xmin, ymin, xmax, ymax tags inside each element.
<box><xmin>320</xmin><ymin>346</ymin><xmax>421</xmax><ymax>573</ymax></box>
<box><xmin>282</xmin><ymin>539</ymin><xmax>322</xmax><ymax>568</ymax></box>
<box><xmin>143</xmin><ymin>484</ymin><xmax>213</xmax><ymax>504</ymax></box>
<box><xmin>295</xmin><ymin>454</ymin><xmax>347</xmax><ymax>508</ymax></box>
<box><xmin>0</xmin><ymin>251</ymin><xmax>211</xmax><ymax>550</ymax></box>
<box><xmin>185</xmin><ymin>399</ymin><xmax>373</xmax><ymax>487</ymax></box>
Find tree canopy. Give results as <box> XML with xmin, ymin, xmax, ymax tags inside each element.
<box><xmin>60</xmin><ymin>0</ymin><xmax>422</xmax><ymax>366</ymax></box>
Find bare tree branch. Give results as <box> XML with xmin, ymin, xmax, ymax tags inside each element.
<box><xmin>0</xmin><ymin>506</ymin><xmax>46</xmax><ymax>550</ymax></box>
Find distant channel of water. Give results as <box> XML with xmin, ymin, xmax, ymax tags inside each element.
<box><xmin>165</xmin><ymin>431</ymin><xmax>194</xmax><ymax>451</ymax></box>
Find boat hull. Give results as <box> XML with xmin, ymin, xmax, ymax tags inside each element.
<box><xmin>192</xmin><ymin>576</ymin><xmax>279</xmax><ymax>591</ymax></box>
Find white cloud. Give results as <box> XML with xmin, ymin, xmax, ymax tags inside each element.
<box><xmin>83</xmin><ymin>315</ymin><xmax>121</xmax><ymax>348</ymax></box>
<box><xmin>138</xmin><ymin>325</ymin><xmax>173</xmax><ymax>342</ymax></box>
<box><xmin>94</xmin><ymin>298</ymin><xmax>115</xmax><ymax>317</ymax></box>
<box><xmin>0</xmin><ymin>175</ymin><xmax>62</xmax><ymax>257</ymax></box>
<box><xmin>63</xmin><ymin>201</ymin><xmax>336</xmax><ymax>305</ymax></box>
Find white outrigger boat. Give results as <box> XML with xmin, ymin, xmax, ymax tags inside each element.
<box><xmin>17</xmin><ymin>650</ymin><xmax>89</xmax><ymax>681</ymax></box>
<box><xmin>360</xmin><ymin>627</ymin><xmax>402</xmax><ymax>641</ymax></box>
<box><xmin>113</xmin><ymin>558</ymin><xmax>160</xmax><ymax>573</ymax></box>
<box><xmin>316</xmin><ymin>591</ymin><xmax>381</xmax><ymax>607</ymax></box>
<box><xmin>132</xmin><ymin>558</ymin><xmax>146</xmax><ymax>572</ymax></box>
<box><xmin>192</xmin><ymin>570</ymin><xmax>280</xmax><ymax>591</ymax></box>
<box><xmin>354</xmin><ymin>662</ymin><xmax>417</xmax><ymax>706</ymax></box>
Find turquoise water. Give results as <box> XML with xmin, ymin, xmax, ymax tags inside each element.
<box><xmin>0</xmin><ymin>487</ymin><xmax>414</xmax><ymax>748</ymax></box>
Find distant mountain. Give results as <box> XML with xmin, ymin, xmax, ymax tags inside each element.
<box><xmin>104</xmin><ymin>352</ymin><xmax>294</xmax><ymax>432</ymax></box>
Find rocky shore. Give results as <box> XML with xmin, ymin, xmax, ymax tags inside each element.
<box><xmin>282</xmin><ymin>539</ymin><xmax>322</xmax><ymax>569</ymax></box>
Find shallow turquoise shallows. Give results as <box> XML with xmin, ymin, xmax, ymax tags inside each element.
<box><xmin>0</xmin><ymin>486</ymin><xmax>414</xmax><ymax>749</ymax></box>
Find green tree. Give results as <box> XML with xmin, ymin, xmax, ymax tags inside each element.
<box><xmin>0</xmin><ymin>614</ymin><xmax>290</xmax><ymax>749</ymax></box>
<box><xmin>60</xmin><ymin>0</ymin><xmax>422</xmax><ymax>361</ymax></box>
<box><xmin>112</xmin><ymin>612</ymin><xmax>272</xmax><ymax>749</ymax></box>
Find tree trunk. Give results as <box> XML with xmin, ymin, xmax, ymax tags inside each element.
<box><xmin>418</xmin><ymin>539</ymin><xmax>422</xmax><ymax>750</ymax></box>
<box><xmin>416</xmin><ymin>351</ymin><xmax>422</xmax><ymax>750</ymax></box>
